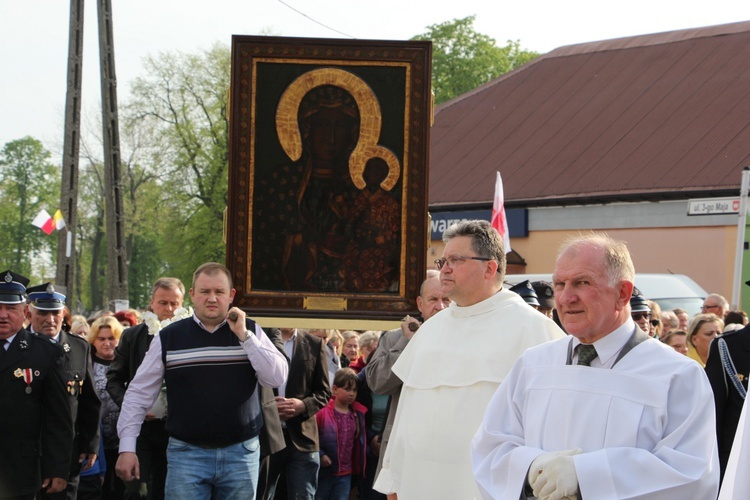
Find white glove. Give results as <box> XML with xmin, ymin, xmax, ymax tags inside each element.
<box><xmin>527</xmin><ymin>448</ymin><xmax>582</xmax><ymax>500</ymax></box>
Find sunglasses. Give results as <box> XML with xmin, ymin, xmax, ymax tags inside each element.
<box><xmin>650</xmin><ymin>319</ymin><xmax>660</xmax><ymax>327</ymax></box>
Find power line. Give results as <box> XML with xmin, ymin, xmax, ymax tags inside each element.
<box><xmin>277</xmin><ymin>0</ymin><xmax>354</xmax><ymax>38</ymax></box>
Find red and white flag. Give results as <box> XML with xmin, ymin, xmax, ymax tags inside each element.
<box><xmin>491</xmin><ymin>171</ymin><xmax>512</xmax><ymax>254</ymax></box>
<box><xmin>31</xmin><ymin>209</ymin><xmax>65</xmax><ymax>235</ymax></box>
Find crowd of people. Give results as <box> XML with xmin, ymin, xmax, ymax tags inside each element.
<box><xmin>3</xmin><ymin>220</ymin><xmax>750</xmax><ymax>499</ymax></box>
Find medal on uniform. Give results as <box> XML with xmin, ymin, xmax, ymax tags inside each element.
<box><xmin>67</xmin><ymin>380</ymin><xmax>76</xmax><ymax>395</ymax></box>
<box><xmin>23</xmin><ymin>368</ymin><xmax>33</xmax><ymax>394</ymax></box>
<box><xmin>13</xmin><ymin>368</ymin><xmax>22</xmax><ymax>378</ymax></box>
<box><xmin>63</xmin><ymin>342</ymin><xmax>71</xmax><ymax>353</ymax></box>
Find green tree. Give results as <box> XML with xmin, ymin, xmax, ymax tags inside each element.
<box><xmin>413</xmin><ymin>16</ymin><xmax>540</xmax><ymax>104</ymax></box>
<box><xmin>0</xmin><ymin>137</ymin><xmax>60</xmax><ymax>277</ymax></box>
<box><xmin>121</xmin><ymin>43</ymin><xmax>231</xmax><ymax>291</ymax></box>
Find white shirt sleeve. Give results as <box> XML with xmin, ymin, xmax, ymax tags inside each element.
<box><xmin>117</xmin><ymin>334</ymin><xmax>165</xmax><ymax>453</ymax></box>
<box><xmin>242</xmin><ymin>323</ymin><xmax>288</xmax><ymax>388</ymax></box>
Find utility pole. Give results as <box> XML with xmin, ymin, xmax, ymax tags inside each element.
<box><xmin>97</xmin><ymin>0</ymin><xmax>128</xmax><ymax>307</ymax></box>
<box><xmin>56</xmin><ymin>0</ymin><xmax>85</xmax><ymax>310</ymax></box>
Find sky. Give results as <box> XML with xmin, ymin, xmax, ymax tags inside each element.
<box><xmin>2</xmin><ymin>0</ymin><xmax>750</xmax><ymax>162</ymax></box>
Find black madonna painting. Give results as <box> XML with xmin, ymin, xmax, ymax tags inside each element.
<box><xmin>227</xmin><ymin>36</ymin><xmax>431</xmax><ymax>321</ymax></box>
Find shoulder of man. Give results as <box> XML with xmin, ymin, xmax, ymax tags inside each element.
<box><xmin>62</xmin><ymin>330</ymin><xmax>91</xmax><ymax>351</ymax></box>
<box><xmin>717</xmin><ymin>325</ymin><xmax>750</xmax><ymax>345</ymax></box>
<box><xmin>121</xmin><ymin>322</ymin><xmax>149</xmax><ymax>340</ymax></box>
<box><xmin>296</xmin><ymin>329</ymin><xmax>317</xmax><ymax>342</ymax></box>
<box><xmin>378</xmin><ymin>327</ymin><xmax>404</xmax><ymax>345</ymax></box>
<box><xmin>24</xmin><ymin>329</ymin><xmax>65</xmax><ymax>354</ymax></box>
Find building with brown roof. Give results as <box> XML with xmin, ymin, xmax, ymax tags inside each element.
<box><xmin>427</xmin><ymin>21</ymin><xmax>750</xmax><ymax>307</ymax></box>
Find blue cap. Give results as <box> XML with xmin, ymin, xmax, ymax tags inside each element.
<box><xmin>27</xmin><ymin>282</ymin><xmax>67</xmax><ymax>311</ymax></box>
<box><xmin>510</xmin><ymin>280</ymin><xmax>540</xmax><ymax>307</ymax></box>
<box><xmin>0</xmin><ymin>270</ymin><xmax>30</xmax><ymax>305</ymax></box>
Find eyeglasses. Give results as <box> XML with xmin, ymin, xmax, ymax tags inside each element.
<box><xmin>631</xmin><ymin>312</ymin><xmax>651</xmax><ymax>321</ymax></box>
<box><xmin>650</xmin><ymin>319</ymin><xmax>660</xmax><ymax>327</ymax></box>
<box><xmin>434</xmin><ymin>255</ymin><xmax>492</xmax><ymax>270</ymax></box>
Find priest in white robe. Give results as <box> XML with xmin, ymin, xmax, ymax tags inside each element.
<box><xmin>373</xmin><ymin>220</ymin><xmax>565</xmax><ymax>499</ymax></box>
<box><xmin>472</xmin><ymin>234</ymin><xmax>719</xmax><ymax>499</ymax></box>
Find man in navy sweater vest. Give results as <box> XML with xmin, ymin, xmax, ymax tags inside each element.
<box><xmin>115</xmin><ymin>263</ymin><xmax>289</xmax><ymax>498</ymax></box>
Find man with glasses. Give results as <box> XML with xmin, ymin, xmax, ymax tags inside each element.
<box><xmin>373</xmin><ymin>220</ymin><xmax>564</xmax><ymax>499</ymax></box>
<box><xmin>702</xmin><ymin>293</ymin><xmax>729</xmax><ymax>319</ymax></box>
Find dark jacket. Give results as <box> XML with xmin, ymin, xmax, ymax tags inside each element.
<box><xmin>106</xmin><ymin>322</ymin><xmax>152</xmax><ymax>407</ymax></box>
<box><xmin>705</xmin><ymin>325</ymin><xmax>750</xmax><ymax>479</ymax></box>
<box><xmin>0</xmin><ymin>329</ymin><xmax>74</xmax><ymax>495</ymax></box>
<box><xmin>55</xmin><ymin>330</ymin><xmax>101</xmax><ymax>475</ymax></box>
<box><xmin>281</xmin><ymin>330</ymin><xmax>331</xmax><ymax>452</ymax></box>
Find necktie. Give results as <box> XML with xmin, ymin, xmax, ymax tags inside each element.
<box><xmin>577</xmin><ymin>344</ymin><xmax>598</xmax><ymax>366</ymax></box>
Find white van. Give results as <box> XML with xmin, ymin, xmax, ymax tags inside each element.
<box><xmin>504</xmin><ymin>273</ymin><xmax>707</xmax><ymax>317</ymax></box>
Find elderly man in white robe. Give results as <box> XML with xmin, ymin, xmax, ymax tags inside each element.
<box><xmin>471</xmin><ymin>233</ymin><xmax>719</xmax><ymax>500</ymax></box>
<box><xmin>373</xmin><ymin>220</ymin><xmax>564</xmax><ymax>499</ymax></box>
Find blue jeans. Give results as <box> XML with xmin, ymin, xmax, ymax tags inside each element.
<box><xmin>165</xmin><ymin>436</ymin><xmax>260</xmax><ymax>499</ymax></box>
<box><xmin>315</xmin><ymin>474</ymin><xmax>351</xmax><ymax>500</ymax></box>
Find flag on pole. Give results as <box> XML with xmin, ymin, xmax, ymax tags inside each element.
<box><xmin>31</xmin><ymin>209</ymin><xmax>65</xmax><ymax>235</ymax></box>
<box><xmin>491</xmin><ymin>171</ymin><xmax>512</xmax><ymax>254</ymax></box>
<box><xmin>32</xmin><ymin>209</ymin><xmax>55</xmax><ymax>235</ymax></box>
<box><xmin>53</xmin><ymin>210</ymin><xmax>66</xmax><ymax>230</ymax></box>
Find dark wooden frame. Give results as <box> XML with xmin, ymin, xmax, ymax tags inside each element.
<box><xmin>226</xmin><ymin>35</ymin><xmax>432</xmax><ymax>323</ymax></box>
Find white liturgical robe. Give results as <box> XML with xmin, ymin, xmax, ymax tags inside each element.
<box><xmin>373</xmin><ymin>289</ymin><xmax>565</xmax><ymax>499</ymax></box>
<box><xmin>718</xmin><ymin>396</ymin><xmax>750</xmax><ymax>499</ymax></box>
<box><xmin>472</xmin><ymin>331</ymin><xmax>720</xmax><ymax>499</ymax></box>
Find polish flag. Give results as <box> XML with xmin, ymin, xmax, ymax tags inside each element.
<box><xmin>490</xmin><ymin>172</ymin><xmax>512</xmax><ymax>254</ymax></box>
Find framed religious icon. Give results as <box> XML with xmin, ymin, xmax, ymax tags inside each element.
<box><xmin>226</xmin><ymin>35</ymin><xmax>432</xmax><ymax>325</ymax></box>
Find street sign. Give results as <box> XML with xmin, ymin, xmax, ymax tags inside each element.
<box><xmin>687</xmin><ymin>197</ymin><xmax>742</xmax><ymax>215</ymax></box>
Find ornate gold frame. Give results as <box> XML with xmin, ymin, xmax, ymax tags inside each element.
<box><xmin>226</xmin><ymin>36</ymin><xmax>432</xmax><ymax>327</ymax></box>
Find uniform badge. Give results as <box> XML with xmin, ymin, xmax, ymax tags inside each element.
<box><xmin>63</xmin><ymin>343</ymin><xmax>71</xmax><ymax>353</ymax></box>
<box><xmin>19</xmin><ymin>340</ymin><xmax>28</xmax><ymax>350</ymax></box>
<box><xmin>34</xmin><ymin>370</ymin><xmax>40</xmax><ymax>376</ymax></box>
<box><xmin>46</xmin><ymin>283</ymin><xmax>55</xmax><ymax>293</ymax></box>
<box><xmin>13</xmin><ymin>368</ymin><xmax>23</xmax><ymax>378</ymax></box>
<box><xmin>3</xmin><ymin>272</ymin><xmax>11</xmax><ymax>283</ymax></box>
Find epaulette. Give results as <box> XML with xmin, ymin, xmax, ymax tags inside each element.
<box><xmin>65</xmin><ymin>332</ymin><xmax>89</xmax><ymax>344</ymax></box>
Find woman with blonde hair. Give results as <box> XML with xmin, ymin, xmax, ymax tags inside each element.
<box><xmin>660</xmin><ymin>329</ymin><xmax>689</xmax><ymax>356</ymax></box>
<box><xmin>687</xmin><ymin>313</ymin><xmax>724</xmax><ymax>367</ymax></box>
<box><xmin>86</xmin><ymin>316</ymin><xmax>125</xmax><ymax>497</ymax></box>
<box><xmin>70</xmin><ymin>314</ymin><xmax>91</xmax><ymax>338</ymax></box>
